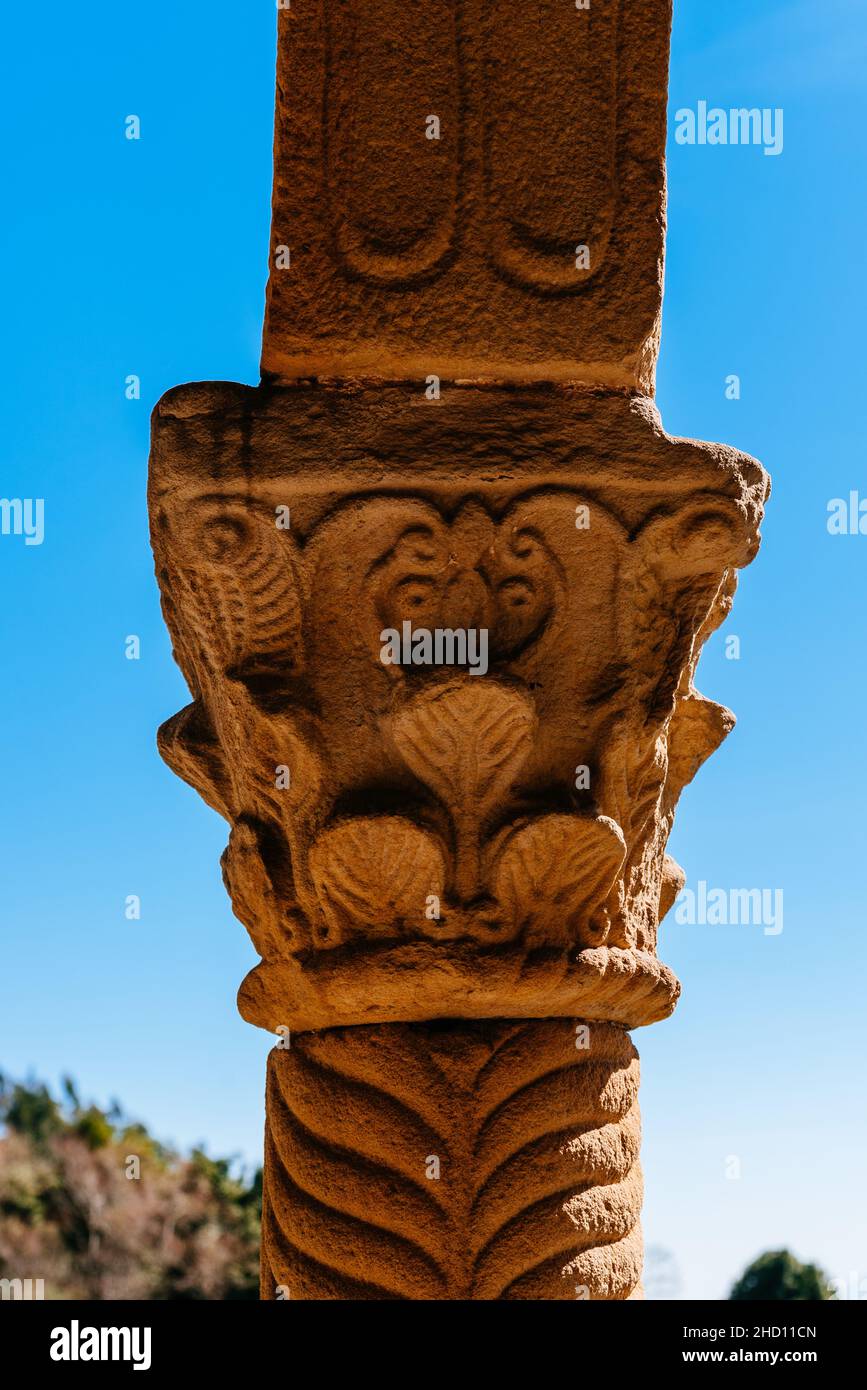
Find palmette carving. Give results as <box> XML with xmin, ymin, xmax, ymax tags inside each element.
<box><xmin>392</xmin><ymin>682</ymin><xmax>537</xmax><ymax>904</ymax></box>
<box><xmin>261</xmin><ymin>1020</ymin><xmax>643</xmax><ymax>1301</ymax></box>
<box><xmin>492</xmin><ymin>815</ymin><xmax>627</xmax><ymax>950</ymax></box>
<box><xmin>308</xmin><ymin>817</ymin><xmax>446</xmax><ymax>947</ymax></box>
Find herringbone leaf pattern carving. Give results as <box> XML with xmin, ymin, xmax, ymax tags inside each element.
<box><xmin>261</xmin><ymin>1020</ymin><xmax>643</xmax><ymax>1301</ymax></box>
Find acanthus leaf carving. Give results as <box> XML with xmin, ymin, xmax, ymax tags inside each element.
<box><xmin>391</xmin><ymin>681</ymin><xmax>537</xmax><ymax>903</ymax></box>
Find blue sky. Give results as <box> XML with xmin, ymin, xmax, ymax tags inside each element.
<box><xmin>1</xmin><ymin>0</ymin><xmax>865</xmax><ymax>1300</ymax></box>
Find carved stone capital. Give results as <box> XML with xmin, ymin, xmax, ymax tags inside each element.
<box><xmin>149</xmin><ymin>385</ymin><xmax>767</xmax><ymax>1035</ymax></box>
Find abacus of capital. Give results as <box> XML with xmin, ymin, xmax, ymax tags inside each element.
<box><xmin>149</xmin><ymin>0</ymin><xmax>768</xmax><ymax>1300</ymax></box>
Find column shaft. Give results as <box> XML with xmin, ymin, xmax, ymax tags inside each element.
<box><xmin>261</xmin><ymin>1021</ymin><xmax>642</xmax><ymax>1301</ymax></box>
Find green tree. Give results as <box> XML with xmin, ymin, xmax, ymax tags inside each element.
<box><xmin>729</xmin><ymin>1249</ymin><xmax>835</xmax><ymax>1301</ymax></box>
<box><xmin>0</xmin><ymin>1075</ymin><xmax>64</xmax><ymax>1146</ymax></box>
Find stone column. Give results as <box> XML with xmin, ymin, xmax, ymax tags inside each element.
<box><xmin>149</xmin><ymin>0</ymin><xmax>768</xmax><ymax>1300</ymax></box>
